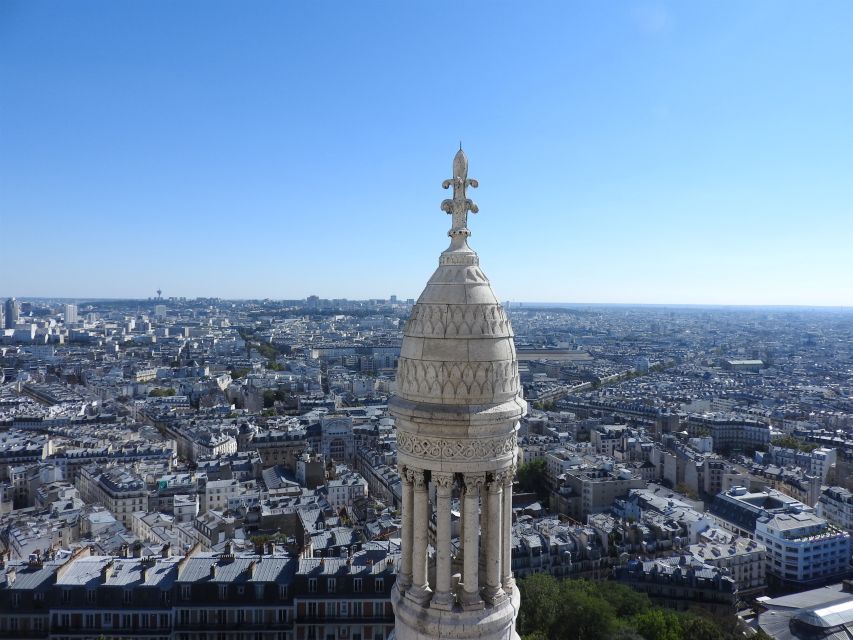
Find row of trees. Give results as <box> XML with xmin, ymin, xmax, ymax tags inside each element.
<box><xmin>517</xmin><ymin>574</ymin><xmax>763</xmax><ymax>640</ymax></box>
<box><xmin>771</xmin><ymin>434</ymin><xmax>818</xmax><ymax>452</ymax></box>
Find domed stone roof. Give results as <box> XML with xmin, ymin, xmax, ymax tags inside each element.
<box><xmin>395</xmin><ymin>148</ymin><xmax>520</xmax><ymax>410</ymax></box>
<box><xmin>390</xmin><ymin>148</ymin><xmax>525</xmax><ymax>471</ymax></box>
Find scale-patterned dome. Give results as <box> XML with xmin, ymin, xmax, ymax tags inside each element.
<box><xmin>390</xmin><ymin>148</ymin><xmax>525</xmax><ymax>471</ymax></box>
<box><xmin>396</xmin><ymin>257</ymin><xmax>519</xmax><ymax>407</ymax></box>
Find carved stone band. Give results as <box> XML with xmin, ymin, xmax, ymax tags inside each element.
<box><xmin>396</xmin><ymin>431</ymin><xmax>517</xmax><ymax>463</ymax></box>
<box><xmin>396</xmin><ymin>358</ymin><xmax>519</xmax><ymax>402</ymax></box>
<box><xmin>405</xmin><ymin>303</ymin><xmax>512</xmax><ymax>339</ymax></box>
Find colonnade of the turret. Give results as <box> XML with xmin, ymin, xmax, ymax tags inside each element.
<box><xmin>396</xmin><ymin>465</ymin><xmax>515</xmax><ymax>610</ymax></box>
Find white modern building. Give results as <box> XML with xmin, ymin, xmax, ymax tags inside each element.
<box><xmin>755</xmin><ymin>510</ymin><xmax>851</xmax><ymax>587</ymax></box>
<box><xmin>64</xmin><ymin>303</ymin><xmax>78</xmax><ymax>324</ymax></box>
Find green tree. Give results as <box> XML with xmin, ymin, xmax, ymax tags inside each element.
<box><xmin>632</xmin><ymin>609</ymin><xmax>682</xmax><ymax>640</ymax></box>
<box><xmin>674</xmin><ymin>482</ymin><xmax>698</xmax><ymax>500</ymax></box>
<box><xmin>557</xmin><ymin>583</ymin><xmax>617</xmax><ymax>640</ymax></box>
<box><xmin>517</xmin><ymin>573</ymin><xmax>561</xmax><ymax>637</ymax></box>
<box><xmin>603</xmin><ymin>581</ymin><xmax>651</xmax><ymax>618</ymax></box>
<box><xmin>517</xmin><ymin>459</ymin><xmax>550</xmax><ymax>501</ymax></box>
<box><xmin>148</xmin><ymin>387</ymin><xmax>176</xmax><ymax>397</ymax></box>
<box><xmin>679</xmin><ymin>614</ymin><xmax>725</xmax><ymax>640</ymax></box>
<box><xmin>771</xmin><ymin>434</ymin><xmax>817</xmax><ymax>452</ymax></box>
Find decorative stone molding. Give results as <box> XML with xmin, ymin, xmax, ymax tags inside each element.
<box><xmin>396</xmin><ymin>358</ymin><xmax>519</xmax><ymax>401</ymax></box>
<box><xmin>490</xmin><ymin>470</ymin><xmax>511</xmax><ymax>490</ymax></box>
<box><xmin>406</xmin><ymin>467</ymin><xmax>427</xmax><ymax>490</ymax></box>
<box><xmin>441</xmin><ymin>147</ymin><xmax>479</xmax><ymax>238</ymax></box>
<box><xmin>433</xmin><ymin>471</ymin><xmax>455</xmax><ymax>493</ymax></box>
<box><xmin>396</xmin><ymin>431</ymin><xmax>517</xmax><ymax>463</ymax></box>
<box><xmin>463</xmin><ymin>473</ymin><xmax>486</xmax><ymax>493</ymax></box>
<box><xmin>427</xmin><ymin>266</ymin><xmax>489</xmax><ymax>285</ymax></box>
<box><xmin>405</xmin><ymin>303</ymin><xmax>512</xmax><ymax>339</ymax></box>
<box><xmin>503</xmin><ymin>465</ymin><xmax>516</xmax><ymax>486</ymax></box>
<box><xmin>439</xmin><ymin>252</ymin><xmax>479</xmax><ymax>266</ymax></box>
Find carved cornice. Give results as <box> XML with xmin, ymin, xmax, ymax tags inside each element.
<box><xmin>396</xmin><ymin>430</ymin><xmax>517</xmax><ymax>463</ymax></box>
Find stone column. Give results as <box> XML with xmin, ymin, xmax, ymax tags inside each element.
<box><xmin>460</xmin><ymin>473</ymin><xmax>484</xmax><ymax>610</ymax></box>
<box><xmin>501</xmin><ymin>466</ymin><xmax>515</xmax><ymax>594</ymax></box>
<box><xmin>430</xmin><ymin>472</ymin><xmax>455</xmax><ymax>610</ymax></box>
<box><xmin>397</xmin><ymin>466</ymin><xmax>414</xmax><ymax>592</ymax></box>
<box><xmin>483</xmin><ymin>472</ymin><xmax>506</xmax><ymax>604</ymax></box>
<box><xmin>405</xmin><ymin>469</ymin><xmax>432</xmax><ymax>605</ymax></box>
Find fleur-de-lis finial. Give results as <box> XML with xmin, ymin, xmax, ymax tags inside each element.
<box><xmin>440</xmin><ymin>147</ymin><xmax>479</xmax><ymax>238</ymax></box>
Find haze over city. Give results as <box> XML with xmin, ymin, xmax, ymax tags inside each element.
<box><xmin>2</xmin><ymin>1</ymin><xmax>852</xmax><ymax>305</ymax></box>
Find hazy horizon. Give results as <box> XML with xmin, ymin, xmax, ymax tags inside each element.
<box><xmin>3</xmin><ymin>294</ymin><xmax>851</xmax><ymax>313</ymax></box>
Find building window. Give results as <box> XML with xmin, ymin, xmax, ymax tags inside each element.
<box><xmin>182</xmin><ymin>584</ymin><xmax>191</xmax><ymax>600</ymax></box>
<box><xmin>62</xmin><ymin>589</ymin><xmax>72</xmax><ymax>604</ymax></box>
<box><xmin>123</xmin><ymin>589</ymin><xmax>132</xmax><ymax>605</ymax></box>
<box><xmin>308</xmin><ymin>578</ymin><xmax>318</xmax><ymax>593</ymax></box>
<box><xmin>219</xmin><ymin>584</ymin><xmax>228</xmax><ymax>600</ymax></box>
<box><xmin>375</xmin><ymin>578</ymin><xmax>384</xmax><ymax>592</ymax></box>
<box><xmin>308</xmin><ymin>602</ymin><xmax>318</xmax><ymax>617</ymax></box>
<box><xmin>278</xmin><ymin>584</ymin><xmax>288</xmax><ymax>600</ymax></box>
<box><xmin>353</xmin><ymin>578</ymin><xmax>362</xmax><ymax>593</ymax></box>
<box><xmin>327</xmin><ymin>578</ymin><xmax>336</xmax><ymax>593</ymax></box>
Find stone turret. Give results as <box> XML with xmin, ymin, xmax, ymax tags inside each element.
<box><xmin>391</xmin><ymin>149</ymin><xmax>525</xmax><ymax>640</ymax></box>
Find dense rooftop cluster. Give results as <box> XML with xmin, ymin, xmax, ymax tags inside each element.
<box><xmin>0</xmin><ymin>297</ymin><xmax>851</xmax><ymax>638</ymax></box>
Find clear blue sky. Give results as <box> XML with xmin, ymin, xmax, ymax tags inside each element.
<box><xmin>2</xmin><ymin>1</ymin><xmax>852</xmax><ymax>305</ymax></box>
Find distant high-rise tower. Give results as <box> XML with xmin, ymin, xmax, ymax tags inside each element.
<box><xmin>391</xmin><ymin>149</ymin><xmax>525</xmax><ymax>639</ymax></box>
<box><xmin>64</xmin><ymin>303</ymin><xmax>78</xmax><ymax>324</ymax></box>
<box><xmin>4</xmin><ymin>297</ymin><xmax>20</xmax><ymax>329</ymax></box>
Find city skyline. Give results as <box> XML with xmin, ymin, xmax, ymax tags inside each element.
<box><xmin>3</xmin><ymin>1</ymin><xmax>853</xmax><ymax>305</ymax></box>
